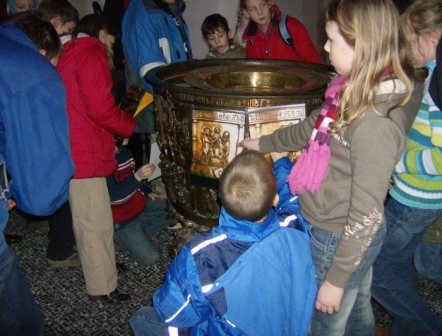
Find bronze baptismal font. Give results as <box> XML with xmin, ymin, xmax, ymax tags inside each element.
<box><xmin>145</xmin><ymin>59</ymin><xmax>332</xmax><ymax>255</ymax></box>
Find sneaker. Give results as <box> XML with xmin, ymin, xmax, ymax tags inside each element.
<box><xmin>167</xmin><ymin>222</ymin><xmax>183</xmax><ymax>230</ymax></box>
<box><xmin>48</xmin><ymin>252</ymin><xmax>81</xmax><ymax>269</ymax></box>
<box><xmin>88</xmin><ymin>289</ymin><xmax>131</xmax><ymax>305</ymax></box>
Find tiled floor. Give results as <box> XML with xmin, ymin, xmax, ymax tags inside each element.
<box><xmin>5</xmin><ymin>205</ymin><xmax>441</xmax><ymax>335</ymax></box>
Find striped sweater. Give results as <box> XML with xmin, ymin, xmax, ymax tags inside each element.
<box><xmin>391</xmin><ymin>61</ymin><xmax>442</xmax><ymax>209</ymax></box>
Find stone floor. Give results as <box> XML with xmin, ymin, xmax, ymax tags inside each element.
<box><xmin>4</xmin><ymin>196</ymin><xmax>441</xmax><ymax>335</ymax></box>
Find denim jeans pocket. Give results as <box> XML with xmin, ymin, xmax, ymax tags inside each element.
<box><xmin>309</xmin><ymin>226</ymin><xmax>340</xmax><ymax>285</ymax></box>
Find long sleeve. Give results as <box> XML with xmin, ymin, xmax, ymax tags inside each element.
<box><xmin>391</xmin><ymin>65</ymin><xmax>442</xmax><ymax>209</ymax></box>
<box><xmin>395</xmin><ymin>65</ymin><xmax>442</xmax><ymax>176</ymax></box>
<box><xmin>78</xmin><ymin>45</ymin><xmax>135</xmax><ymax>137</ymax></box>
<box><xmin>153</xmin><ymin>246</ymin><xmax>213</xmax><ymax>328</ymax></box>
<box><xmin>327</xmin><ymin>116</ymin><xmax>404</xmax><ymax>287</ymax></box>
<box><xmin>259</xmin><ymin>108</ymin><xmax>319</xmax><ymax>153</ymax></box>
<box><xmin>5</xmin><ymin>78</ymin><xmax>74</xmax><ymax>216</ymax></box>
<box><xmin>106</xmin><ymin>148</ymin><xmax>152</xmax><ymax>203</ymax></box>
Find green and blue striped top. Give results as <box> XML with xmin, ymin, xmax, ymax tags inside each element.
<box><xmin>390</xmin><ymin>61</ymin><xmax>442</xmax><ymax>209</ymax></box>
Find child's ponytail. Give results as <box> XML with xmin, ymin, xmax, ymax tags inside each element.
<box><xmin>233</xmin><ymin>10</ymin><xmax>245</xmax><ymax>47</ymax></box>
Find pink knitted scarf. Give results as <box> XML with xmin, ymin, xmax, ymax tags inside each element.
<box><xmin>287</xmin><ymin>75</ymin><xmax>347</xmax><ymax>194</ymax></box>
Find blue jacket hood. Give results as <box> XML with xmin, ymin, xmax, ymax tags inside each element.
<box><xmin>0</xmin><ymin>23</ymin><xmax>37</xmax><ymax>52</ymax></box>
<box><xmin>213</xmin><ymin>207</ymin><xmax>280</xmax><ymax>243</ymax></box>
<box><xmin>142</xmin><ymin>0</ymin><xmax>185</xmax><ymax>13</ymax></box>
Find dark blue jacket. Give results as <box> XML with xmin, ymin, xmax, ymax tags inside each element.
<box><xmin>0</xmin><ymin>24</ymin><xmax>74</xmax><ymax>255</ymax></box>
<box><xmin>152</xmin><ymin>158</ymin><xmax>317</xmax><ymax>335</ymax></box>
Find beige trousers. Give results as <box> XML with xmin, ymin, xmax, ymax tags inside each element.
<box><xmin>69</xmin><ymin>178</ymin><xmax>117</xmax><ymax>296</ymax></box>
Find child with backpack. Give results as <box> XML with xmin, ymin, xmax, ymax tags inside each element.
<box><xmin>237</xmin><ymin>0</ymin><xmax>322</xmax><ymax>63</ymax></box>
<box><xmin>240</xmin><ymin>0</ymin><xmax>424</xmax><ymax>333</ymax></box>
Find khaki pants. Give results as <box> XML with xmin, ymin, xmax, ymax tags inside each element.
<box><xmin>69</xmin><ymin>178</ymin><xmax>117</xmax><ymax>295</ymax></box>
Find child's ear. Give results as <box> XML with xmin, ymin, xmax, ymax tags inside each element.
<box><xmin>227</xmin><ymin>29</ymin><xmax>232</xmax><ymax>38</ymax></box>
<box><xmin>242</xmin><ymin>8</ymin><xmax>250</xmax><ymax>18</ymax></box>
<box><xmin>39</xmin><ymin>49</ymin><xmax>46</xmax><ymax>57</ymax></box>
<box><xmin>429</xmin><ymin>31</ymin><xmax>442</xmax><ymax>48</ymax></box>
<box><xmin>99</xmin><ymin>29</ymin><xmax>105</xmax><ymax>43</ymax></box>
<box><xmin>273</xmin><ymin>194</ymin><xmax>279</xmax><ymax>207</ymax></box>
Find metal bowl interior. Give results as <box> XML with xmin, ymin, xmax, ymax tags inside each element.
<box><xmin>182</xmin><ymin>64</ymin><xmax>328</xmax><ymax>94</ymax></box>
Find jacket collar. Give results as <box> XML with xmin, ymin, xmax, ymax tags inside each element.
<box><xmin>213</xmin><ymin>207</ymin><xmax>280</xmax><ymax>242</ymax></box>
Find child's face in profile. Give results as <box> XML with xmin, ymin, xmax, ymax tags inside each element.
<box><xmin>405</xmin><ymin>29</ymin><xmax>439</xmax><ymax>68</ymax></box>
<box><xmin>99</xmin><ymin>30</ymin><xmax>116</xmax><ymax>51</ymax></box>
<box><xmin>324</xmin><ymin>20</ymin><xmax>354</xmax><ymax>76</ymax></box>
<box><xmin>52</xmin><ymin>18</ymin><xmax>76</xmax><ymax>36</ymax></box>
<box><xmin>207</xmin><ymin>28</ymin><xmax>230</xmax><ymax>54</ymax></box>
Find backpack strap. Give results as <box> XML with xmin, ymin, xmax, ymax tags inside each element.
<box><xmin>249</xmin><ymin>14</ymin><xmax>292</xmax><ymax>49</ymax></box>
<box><xmin>279</xmin><ymin>13</ymin><xmax>293</xmax><ymax>47</ymax></box>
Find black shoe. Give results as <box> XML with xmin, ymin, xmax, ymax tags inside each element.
<box><xmin>116</xmin><ymin>262</ymin><xmax>127</xmax><ymax>274</ymax></box>
<box><xmin>88</xmin><ymin>289</ymin><xmax>131</xmax><ymax>305</ymax></box>
<box><xmin>5</xmin><ymin>233</ymin><xmax>22</xmax><ymax>245</ymax></box>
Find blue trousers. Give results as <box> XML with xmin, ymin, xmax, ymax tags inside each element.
<box><xmin>414</xmin><ymin>240</ymin><xmax>442</xmax><ymax>284</ymax></box>
<box><xmin>130</xmin><ymin>306</ymin><xmax>171</xmax><ymax>336</ymax></box>
<box><xmin>114</xmin><ymin>198</ymin><xmax>170</xmax><ymax>266</ymax></box>
<box><xmin>309</xmin><ymin>222</ymin><xmax>386</xmax><ymax>336</ymax></box>
<box><xmin>371</xmin><ymin>197</ymin><xmax>442</xmax><ymax>336</ymax></box>
<box><xmin>0</xmin><ymin>246</ymin><xmax>45</xmax><ymax>335</ymax></box>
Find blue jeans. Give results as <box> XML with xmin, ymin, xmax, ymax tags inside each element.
<box><xmin>309</xmin><ymin>222</ymin><xmax>386</xmax><ymax>336</ymax></box>
<box><xmin>0</xmin><ymin>247</ymin><xmax>45</xmax><ymax>335</ymax></box>
<box><xmin>130</xmin><ymin>306</ymin><xmax>171</xmax><ymax>336</ymax></box>
<box><xmin>371</xmin><ymin>198</ymin><xmax>442</xmax><ymax>336</ymax></box>
<box><xmin>414</xmin><ymin>240</ymin><xmax>442</xmax><ymax>284</ymax></box>
<box><xmin>114</xmin><ymin>198</ymin><xmax>170</xmax><ymax>266</ymax></box>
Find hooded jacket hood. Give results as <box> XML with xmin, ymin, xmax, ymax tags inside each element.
<box><xmin>142</xmin><ymin>0</ymin><xmax>185</xmax><ymax>13</ymax></box>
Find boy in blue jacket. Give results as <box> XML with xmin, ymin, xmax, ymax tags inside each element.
<box><xmin>130</xmin><ymin>150</ymin><xmax>317</xmax><ymax>336</ymax></box>
<box><xmin>121</xmin><ymin>0</ymin><xmax>193</xmax><ymax>169</ymax></box>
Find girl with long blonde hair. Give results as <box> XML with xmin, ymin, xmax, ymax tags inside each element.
<box><xmin>240</xmin><ymin>0</ymin><xmax>423</xmax><ymax>333</ymax></box>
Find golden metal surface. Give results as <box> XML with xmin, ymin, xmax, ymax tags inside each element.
<box><xmin>182</xmin><ymin>64</ymin><xmax>328</xmax><ymax>94</ymax></box>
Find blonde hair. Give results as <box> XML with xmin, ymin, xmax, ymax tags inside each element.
<box><xmin>327</xmin><ymin>0</ymin><xmax>415</xmax><ymax>133</ymax></box>
<box><xmin>401</xmin><ymin>0</ymin><xmax>442</xmax><ymax>59</ymax></box>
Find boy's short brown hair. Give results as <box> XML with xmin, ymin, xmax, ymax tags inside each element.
<box><xmin>10</xmin><ymin>12</ymin><xmax>61</xmax><ymax>61</ymax></box>
<box><xmin>201</xmin><ymin>13</ymin><xmax>230</xmax><ymax>39</ymax></box>
<box><xmin>218</xmin><ymin>150</ymin><xmax>276</xmax><ymax>222</ymax></box>
<box><xmin>38</xmin><ymin>0</ymin><xmax>79</xmax><ymax>24</ymax></box>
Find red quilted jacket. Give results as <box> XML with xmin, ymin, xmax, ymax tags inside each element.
<box><xmin>57</xmin><ymin>36</ymin><xmax>136</xmax><ymax>179</ymax></box>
